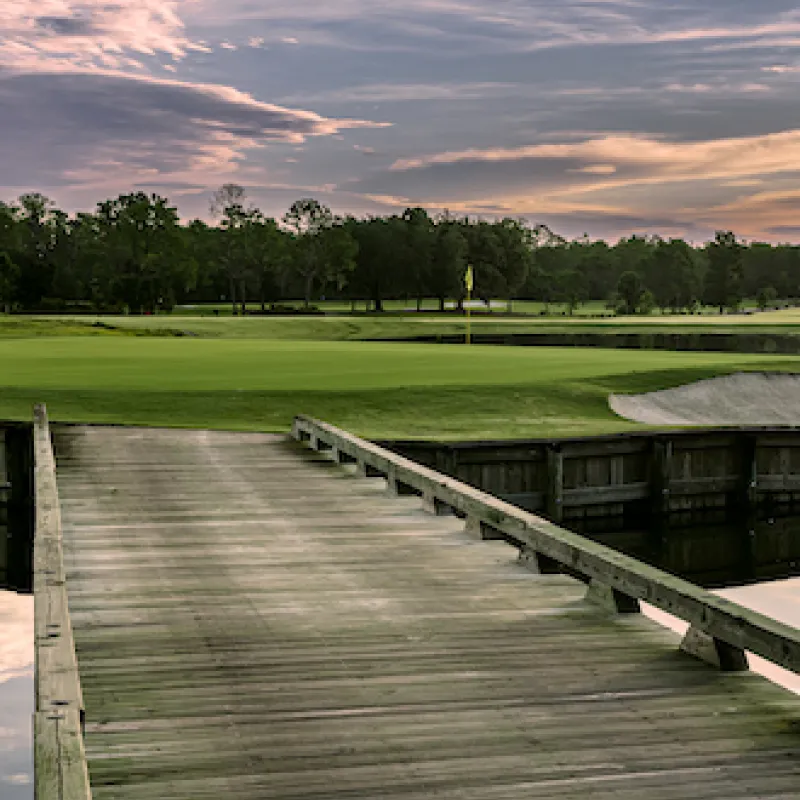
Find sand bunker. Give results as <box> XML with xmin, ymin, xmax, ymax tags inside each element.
<box><xmin>609</xmin><ymin>372</ymin><xmax>800</xmax><ymax>426</ymax></box>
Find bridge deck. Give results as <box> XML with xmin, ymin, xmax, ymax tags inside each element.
<box><xmin>54</xmin><ymin>427</ymin><xmax>800</xmax><ymax>799</ymax></box>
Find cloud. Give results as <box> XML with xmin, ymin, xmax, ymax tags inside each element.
<box><xmin>0</xmin><ymin>593</ymin><xmax>32</xmax><ymax>685</ymax></box>
<box><xmin>280</xmin><ymin>81</ymin><xmax>521</xmax><ymax>104</ymax></box>
<box><xmin>0</xmin><ymin>70</ymin><xmax>389</xmax><ymax>193</ymax></box>
<box><xmin>345</xmin><ymin>126</ymin><xmax>800</xmax><ymax>240</ymax></box>
<box><xmin>4</xmin><ymin>0</ymin><xmax>800</xmax><ymax>241</ymax></box>
<box><xmin>186</xmin><ymin>1</ymin><xmax>800</xmax><ymax>57</ymax></box>
<box><xmin>0</xmin><ymin>1</ymin><xmax>196</xmax><ymax>72</ymax></box>
<box><xmin>389</xmin><ymin>129</ymin><xmax>800</xmax><ymax>190</ymax></box>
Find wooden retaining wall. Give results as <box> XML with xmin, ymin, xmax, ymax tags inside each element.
<box><xmin>32</xmin><ymin>405</ymin><xmax>91</xmax><ymax>800</ymax></box>
<box><xmin>384</xmin><ymin>427</ymin><xmax>800</xmax><ymax>527</ymax></box>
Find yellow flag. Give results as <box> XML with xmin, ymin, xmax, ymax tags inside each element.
<box><xmin>464</xmin><ymin>265</ymin><xmax>474</xmax><ymax>293</ymax></box>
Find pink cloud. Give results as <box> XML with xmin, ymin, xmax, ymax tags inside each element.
<box><xmin>390</xmin><ymin>129</ymin><xmax>800</xmax><ymax>188</ymax></box>
<box><xmin>0</xmin><ymin>0</ymin><xmax>194</xmax><ymax>72</ymax></box>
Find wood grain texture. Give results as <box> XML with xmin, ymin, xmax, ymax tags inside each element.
<box><xmin>34</xmin><ymin>405</ymin><xmax>91</xmax><ymax>800</ymax></box>
<box><xmin>296</xmin><ymin>416</ymin><xmax>800</xmax><ymax>674</ymax></box>
<box><xmin>54</xmin><ymin>425</ymin><xmax>800</xmax><ymax>800</ymax></box>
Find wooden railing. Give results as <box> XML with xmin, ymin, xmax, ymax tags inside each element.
<box><xmin>33</xmin><ymin>405</ymin><xmax>91</xmax><ymax>799</ymax></box>
<box><xmin>293</xmin><ymin>415</ymin><xmax>800</xmax><ymax>675</ymax></box>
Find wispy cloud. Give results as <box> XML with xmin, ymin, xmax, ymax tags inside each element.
<box><xmin>0</xmin><ymin>1</ymin><xmax>198</xmax><ymax>72</ymax></box>
<box><xmin>390</xmin><ymin>129</ymin><xmax>800</xmax><ymax>189</ymax></box>
<box><xmin>0</xmin><ymin>70</ymin><xmax>389</xmax><ymax>193</ymax></box>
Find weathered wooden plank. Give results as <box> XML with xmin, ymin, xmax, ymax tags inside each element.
<box><xmin>562</xmin><ymin>481</ymin><xmax>649</xmax><ymax>506</ymax></box>
<box><xmin>55</xmin><ymin>424</ymin><xmax>800</xmax><ymax>800</ymax></box>
<box><xmin>294</xmin><ymin>415</ymin><xmax>800</xmax><ymax>674</ymax></box>
<box><xmin>668</xmin><ymin>476</ymin><xmax>740</xmax><ymax>495</ymax></box>
<box><xmin>34</xmin><ymin>710</ymin><xmax>91</xmax><ymax>800</ymax></box>
<box><xmin>33</xmin><ymin>404</ymin><xmax>90</xmax><ymax>800</ymax></box>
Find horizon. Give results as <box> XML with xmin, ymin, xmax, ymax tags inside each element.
<box><xmin>2</xmin><ymin>2</ymin><xmax>800</xmax><ymax>242</ymax></box>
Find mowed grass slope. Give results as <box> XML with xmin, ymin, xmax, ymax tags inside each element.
<box><xmin>3</xmin><ymin>336</ymin><xmax>799</xmax><ymax>439</ymax></box>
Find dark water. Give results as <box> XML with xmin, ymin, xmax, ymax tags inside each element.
<box><xmin>586</xmin><ymin>513</ymin><xmax>800</xmax><ymax>591</ymax></box>
<box><xmin>0</xmin><ymin>518</ymin><xmax>33</xmax><ymax>799</ymax></box>
<box><xmin>382</xmin><ymin>331</ymin><xmax>800</xmax><ymax>354</ymax></box>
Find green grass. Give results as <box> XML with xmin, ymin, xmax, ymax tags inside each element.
<box><xmin>2</xmin><ymin>336</ymin><xmax>799</xmax><ymax>439</ymax></box>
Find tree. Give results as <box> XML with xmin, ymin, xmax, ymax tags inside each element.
<box><xmin>15</xmin><ymin>193</ymin><xmax>58</xmax><ymax>308</ymax></box>
<box><xmin>429</xmin><ymin>220</ymin><xmax>467</xmax><ymax>311</ymax></box>
<box><xmin>249</xmin><ymin>216</ymin><xmax>290</xmax><ymax>311</ymax></box>
<box><xmin>756</xmin><ymin>285</ymin><xmax>778</xmax><ymax>311</ymax></box>
<box><xmin>0</xmin><ymin>252</ymin><xmax>18</xmax><ymax>312</ymax></box>
<box><xmin>95</xmin><ymin>193</ymin><xmax>191</xmax><ymax>313</ymax></box>
<box><xmin>703</xmin><ymin>231</ymin><xmax>744</xmax><ymax>312</ymax></box>
<box><xmin>345</xmin><ymin>215</ymin><xmax>404</xmax><ymax>311</ymax></box>
<box><xmin>399</xmin><ymin>207</ymin><xmax>434</xmax><ymax>310</ymax></box>
<box><xmin>463</xmin><ymin>220</ymin><xmax>504</xmax><ymax>307</ymax></box>
<box><xmin>283</xmin><ymin>199</ymin><xmax>357</xmax><ymax>307</ymax></box>
<box><xmin>616</xmin><ymin>270</ymin><xmax>645</xmax><ymax>315</ymax></box>
<box><xmin>554</xmin><ymin>268</ymin><xmax>588</xmax><ymax>314</ymax></box>
<box><xmin>494</xmin><ymin>218</ymin><xmax>533</xmax><ymax>311</ymax></box>
<box><xmin>209</xmin><ymin>183</ymin><xmax>252</xmax><ymax>314</ymax></box>
<box><xmin>645</xmin><ymin>239</ymin><xmax>701</xmax><ymax>312</ymax></box>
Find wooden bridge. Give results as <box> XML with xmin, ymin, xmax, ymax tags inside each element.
<box><xmin>33</xmin><ymin>408</ymin><xmax>800</xmax><ymax>799</ymax></box>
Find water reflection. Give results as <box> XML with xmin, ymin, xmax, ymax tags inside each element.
<box><xmin>0</xmin><ymin>518</ymin><xmax>33</xmax><ymax>799</ymax></box>
<box><xmin>582</xmin><ymin>516</ymin><xmax>800</xmax><ymax>694</ymax></box>
<box><xmin>587</xmin><ymin>514</ymin><xmax>800</xmax><ymax>590</ymax></box>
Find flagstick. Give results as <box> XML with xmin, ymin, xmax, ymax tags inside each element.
<box><xmin>466</xmin><ymin>286</ymin><xmax>471</xmax><ymax>345</ymax></box>
<box><xmin>464</xmin><ymin>264</ymin><xmax>474</xmax><ymax>346</ymax></box>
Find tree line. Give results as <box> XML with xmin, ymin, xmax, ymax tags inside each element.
<box><xmin>0</xmin><ymin>184</ymin><xmax>797</xmax><ymax>315</ymax></box>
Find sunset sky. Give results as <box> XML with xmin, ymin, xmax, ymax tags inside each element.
<box><xmin>3</xmin><ymin>2</ymin><xmax>800</xmax><ymax>240</ymax></box>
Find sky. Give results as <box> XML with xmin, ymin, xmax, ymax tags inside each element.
<box><xmin>2</xmin><ymin>2</ymin><xmax>800</xmax><ymax>240</ymax></box>
<box><xmin>0</xmin><ymin>591</ymin><xmax>32</xmax><ymax>796</ymax></box>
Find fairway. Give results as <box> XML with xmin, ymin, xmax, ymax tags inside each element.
<box><xmin>3</xmin><ymin>336</ymin><xmax>799</xmax><ymax>439</ymax></box>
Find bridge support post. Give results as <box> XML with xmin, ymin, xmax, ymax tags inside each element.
<box><xmin>585</xmin><ymin>579</ymin><xmax>640</xmax><ymax>614</ymax></box>
<box><xmin>465</xmin><ymin>516</ymin><xmax>504</xmax><ymax>540</ymax></box>
<box><xmin>356</xmin><ymin>460</ymin><xmax>385</xmax><ymax>479</ymax></box>
<box><xmin>518</xmin><ymin>547</ymin><xmax>561</xmax><ymax>574</ymax></box>
<box><xmin>388</xmin><ymin>476</ymin><xmax>421</xmax><ymax>497</ymax></box>
<box><xmin>421</xmin><ymin>492</ymin><xmax>453</xmax><ymax>516</ymax></box>
<box><xmin>680</xmin><ymin>625</ymin><xmax>749</xmax><ymax>672</ymax></box>
<box><xmin>312</xmin><ymin>436</ymin><xmax>332</xmax><ymax>453</ymax></box>
<box><xmin>334</xmin><ymin>449</ymin><xmax>357</xmax><ymax>465</ymax></box>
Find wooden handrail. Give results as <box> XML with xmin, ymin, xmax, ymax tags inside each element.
<box><xmin>33</xmin><ymin>404</ymin><xmax>92</xmax><ymax>800</ymax></box>
<box><xmin>293</xmin><ymin>414</ymin><xmax>800</xmax><ymax>675</ymax></box>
